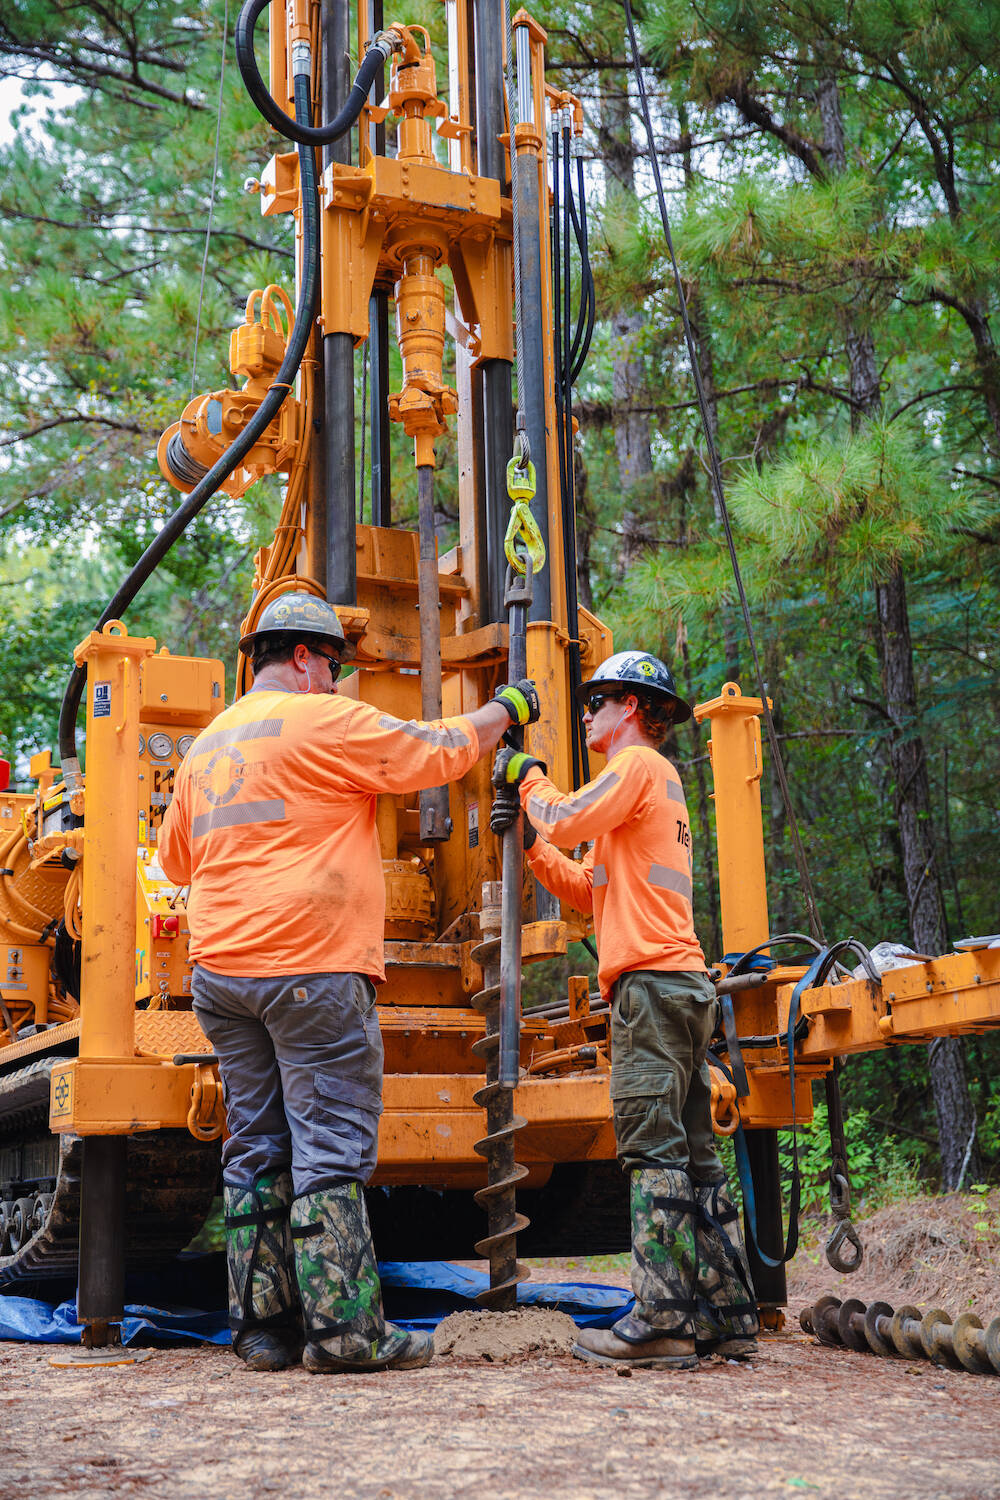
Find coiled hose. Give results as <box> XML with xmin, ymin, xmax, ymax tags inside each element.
<box><xmin>235</xmin><ymin>0</ymin><xmax>396</xmax><ymax>146</ymax></box>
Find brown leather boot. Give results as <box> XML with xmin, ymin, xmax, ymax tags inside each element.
<box><xmin>572</xmin><ymin>1326</ymin><xmax>698</xmax><ymax>1370</ymax></box>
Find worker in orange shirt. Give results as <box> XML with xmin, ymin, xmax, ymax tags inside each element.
<box><xmin>491</xmin><ymin>650</ymin><xmax>758</xmax><ymax>1370</ymax></box>
<box><xmin>160</xmin><ymin>592</ymin><xmax>540</xmax><ymax>1376</ymax></box>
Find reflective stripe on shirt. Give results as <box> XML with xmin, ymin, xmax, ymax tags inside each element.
<box><xmin>527</xmin><ymin>770</ymin><xmax>621</xmax><ymax>827</ymax></box>
<box><xmin>192</xmin><ymin>798</ymin><xmax>287</xmax><ymax>839</ymax></box>
<box><xmin>647</xmin><ymin>863</ymin><xmax>693</xmax><ymax>904</ymax></box>
<box><xmin>593</xmin><ymin>863</ymin><xmax>609</xmax><ymax>888</ymax></box>
<box><xmin>377</xmin><ymin>715</ymin><xmax>470</xmax><ymax>748</ymax></box>
<box><xmin>191</xmin><ymin>718</ymin><xmax>285</xmax><ymax>758</ymax></box>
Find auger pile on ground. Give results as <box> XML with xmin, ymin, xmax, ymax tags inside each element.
<box><xmin>801</xmin><ymin>1294</ymin><xmax>1000</xmax><ymax>1376</ymax></box>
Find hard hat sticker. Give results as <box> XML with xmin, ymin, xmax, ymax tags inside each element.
<box><xmin>93</xmin><ymin>681</ymin><xmax>112</xmax><ymax>718</ymax></box>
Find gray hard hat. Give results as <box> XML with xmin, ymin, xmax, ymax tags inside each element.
<box><xmin>576</xmin><ymin>649</ymin><xmax>692</xmax><ymax>725</ymax></box>
<box><xmin>238</xmin><ymin>591</ymin><xmax>356</xmax><ymax>661</ymax></box>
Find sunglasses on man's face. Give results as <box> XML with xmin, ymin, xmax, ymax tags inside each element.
<box><xmin>311</xmin><ymin>649</ymin><xmax>342</xmax><ymax>684</ymax></box>
<box><xmin>584</xmin><ymin>693</ymin><xmax>623</xmax><ymax>716</ymax></box>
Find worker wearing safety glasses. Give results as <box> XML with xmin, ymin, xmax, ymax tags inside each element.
<box><xmin>161</xmin><ymin>591</ymin><xmax>540</xmax><ymax>1376</ymax></box>
<box><xmin>491</xmin><ymin>649</ymin><xmax>758</xmax><ymax>1370</ymax></box>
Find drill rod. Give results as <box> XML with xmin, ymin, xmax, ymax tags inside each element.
<box><xmin>499</xmin><ymin>559</ymin><xmax>531</xmax><ymax>1086</ymax></box>
<box><xmin>416</xmin><ymin>463</ymin><xmax>452</xmax><ymax>842</ymax></box>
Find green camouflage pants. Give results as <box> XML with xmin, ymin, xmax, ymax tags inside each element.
<box><xmin>692</xmin><ymin>1179</ymin><xmax>759</xmax><ymax>1345</ymax></box>
<box><xmin>609</xmin><ymin>968</ymin><xmax>721</xmax><ymax>1177</ymax></box>
<box><xmin>614</xmin><ymin>1166</ymin><xmax>698</xmax><ymax>1340</ymax></box>
<box><xmin>291</xmin><ymin>1181</ymin><xmax>408</xmax><ymax>1363</ymax></box>
<box><xmin>224</xmin><ymin>1169</ymin><xmax>302</xmax><ymax>1349</ymax></box>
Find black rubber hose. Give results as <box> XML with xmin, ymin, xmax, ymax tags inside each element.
<box><xmin>57</xmin><ymin>70</ymin><xmax>322</xmax><ymax>767</ymax></box>
<box><xmin>235</xmin><ymin>0</ymin><xmax>389</xmax><ymax>146</ymax></box>
<box><xmin>568</xmin><ymin>155</ymin><xmax>595</xmax><ymax>381</ymax></box>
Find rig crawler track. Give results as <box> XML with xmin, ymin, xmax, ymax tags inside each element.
<box><xmin>0</xmin><ymin>1057</ymin><xmax>219</xmax><ymax>1291</ymax></box>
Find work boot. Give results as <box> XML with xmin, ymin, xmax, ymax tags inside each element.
<box><xmin>573</xmin><ymin>1167</ymin><xmax>699</xmax><ymax>1371</ymax></box>
<box><xmin>291</xmin><ymin>1182</ymin><xmax>433</xmax><ymax>1373</ymax></box>
<box><xmin>692</xmin><ymin>1179</ymin><xmax>759</xmax><ymax>1359</ymax></box>
<box><xmin>225</xmin><ymin>1169</ymin><xmax>304</xmax><ymax>1371</ymax></box>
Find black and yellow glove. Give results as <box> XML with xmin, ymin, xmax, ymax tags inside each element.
<box><xmin>489</xmin><ymin>794</ymin><xmax>537</xmax><ymax>846</ymax></box>
<box><xmin>494</xmin><ymin>678</ymin><xmax>541</xmax><ymax>727</ymax></box>
<box><xmin>491</xmin><ymin>746</ymin><xmax>546</xmax><ymax>789</ymax></box>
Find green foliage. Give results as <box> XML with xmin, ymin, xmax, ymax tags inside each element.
<box><xmin>728</xmin><ymin>420</ymin><xmax>988</xmax><ymax>593</ymax></box>
<box><xmin>777</xmin><ymin>1101</ymin><xmax>926</xmax><ymax>1214</ymax></box>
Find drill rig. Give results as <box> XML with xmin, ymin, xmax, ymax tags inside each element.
<box><xmin>2</xmin><ymin>0</ymin><xmax>1000</xmax><ymax>1355</ymax></box>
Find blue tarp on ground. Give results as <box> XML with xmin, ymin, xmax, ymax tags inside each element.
<box><xmin>0</xmin><ymin>1262</ymin><xmax>634</xmax><ymax>1345</ymax></box>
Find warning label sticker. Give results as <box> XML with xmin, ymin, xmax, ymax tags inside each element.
<box><xmin>51</xmin><ymin>1067</ymin><xmax>73</xmax><ymax>1120</ymax></box>
<box><xmin>467</xmin><ymin>801</ymin><xmax>479</xmax><ymax>849</ymax></box>
<box><xmin>93</xmin><ymin>680</ymin><xmax>112</xmax><ymax>719</ymax></box>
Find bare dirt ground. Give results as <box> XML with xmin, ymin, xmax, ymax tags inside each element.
<box><xmin>2</xmin><ymin>1192</ymin><xmax>1000</xmax><ymax>1500</ymax></box>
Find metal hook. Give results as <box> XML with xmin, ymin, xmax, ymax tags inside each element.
<box><xmin>826</xmin><ymin>1216</ymin><xmax>864</xmax><ymax>1274</ymax></box>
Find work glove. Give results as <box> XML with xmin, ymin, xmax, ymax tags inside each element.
<box><xmin>493</xmin><ymin>678</ymin><xmax>541</xmax><ymax>727</ymax></box>
<box><xmin>489</xmin><ymin>794</ymin><xmax>537</xmax><ymax>847</ymax></box>
<box><xmin>491</xmin><ymin>746</ymin><xmax>546</xmax><ymax>789</ymax></box>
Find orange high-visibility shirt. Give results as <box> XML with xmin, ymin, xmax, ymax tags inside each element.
<box><xmin>520</xmin><ymin>746</ymin><xmax>706</xmax><ymax>997</ymax></box>
<box><xmin>159</xmin><ymin>689</ymin><xmax>480</xmax><ymax>979</ymax></box>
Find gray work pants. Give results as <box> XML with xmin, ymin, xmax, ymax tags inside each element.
<box><xmin>192</xmin><ymin>965</ymin><xmax>383</xmax><ymax>1194</ymax></box>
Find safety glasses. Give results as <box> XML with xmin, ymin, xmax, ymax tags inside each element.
<box><xmin>584</xmin><ymin>692</ymin><xmax>622</xmax><ymax>715</ymax></box>
<box><xmin>311</xmin><ymin>649</ymin><xmax>342</xmax><ymax>685</ymax></box>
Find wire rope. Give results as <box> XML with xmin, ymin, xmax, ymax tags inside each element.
<box><xmin>502</xmin><ymin>0</ymin><xmax>528</xmax><ymax>458</ymax></box>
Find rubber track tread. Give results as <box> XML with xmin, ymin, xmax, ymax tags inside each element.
<box><xmin>0</xmin><ymin>1057</ymin><xmax>219</xmax><ymax>1290</ymax></box>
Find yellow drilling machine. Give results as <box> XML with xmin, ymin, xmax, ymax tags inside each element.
<box><xmin>2</xmin><ymin>0</ymin><xmax>1000</xmax><ymax>1369</ymax></box>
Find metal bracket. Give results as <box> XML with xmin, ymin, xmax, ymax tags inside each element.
<box><xmin>503</xmin><ymin>553</ymin><xmax>534</xmax><ymax>610</ymax></box>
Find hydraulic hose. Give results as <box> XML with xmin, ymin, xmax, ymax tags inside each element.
<box><xmin>58</xmin><ymin>68</ymin><xmax>322</xmax><ymax>776</ymax></box>
<box><xmin>235</xmin><ymin>0</ymin><xmax>399</xmax><ymax>146</ymax></box>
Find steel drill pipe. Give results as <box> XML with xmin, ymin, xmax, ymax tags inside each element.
<box><xmin>800</xmin><ymin>1294</ymin><xmax>1000</xmax><ymax>1376</ymax></box>
<box><xmin>416</xmin><ymin>464</ymin><xmax>451</xmax><ymax>841</ymax></box>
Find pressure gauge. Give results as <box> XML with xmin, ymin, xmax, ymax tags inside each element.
<box><xmin>147</xmin><ymin>732</ymin><xmax>174</xmax><ymax>760</ymax></box>
<box><xmin>176</xmin><ymin>734</ymin><xmax>197</xmax><ymax>759</ymax></box>
<box><xmin>138</xmin><ymin>735</ymin><xmax>146</xmax><ymax>756</ymax></box>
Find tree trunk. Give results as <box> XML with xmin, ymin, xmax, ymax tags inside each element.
<box><xmin>611</xmin><ymin>310</ymin><xmax>656</xmax><ymax>579</ymax></box>
<box><xmin>875</xmin><ymin>565</ymin><xmax>983</xmax><ymax>1186</ymax></box>
<box><xmin>680</xmin><ymin>113</ymin><xmax>739</xmax><ymax>680</ymax></box>
<box><xmin>599</xmin><ymin>76</ymin><xmax>656</xmax><ymax>581</ymax></box>
<box><xmin>958</xmin><ymin>296</ymin><xmax>1000</xmax><ymax>451</ymax></box>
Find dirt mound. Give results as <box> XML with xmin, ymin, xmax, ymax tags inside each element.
<box><xmin>788</xmin><ymin>1189</ymin><xmax>1000</xmax><ymax>1319</ymax></box>
<box><xmin>434</xmin><ymin>1307</ymin><xmax>579</xmax><ymax>1361</ymax></box>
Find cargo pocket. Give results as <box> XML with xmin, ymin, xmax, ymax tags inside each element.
<box><xmin>612</xmin><ymin>1096</ymin><xmax>666</xmax><ymax>1169</ymax></box>
<box><xmin>610</xmin><ymin>1066</ymin><xmax>686</xmax><ymax>1168</ymax></box>
<box><xmin>309</xmin><ymin>1072</ymin><xmax>383</xmax><ymax>1180</ymax></box>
